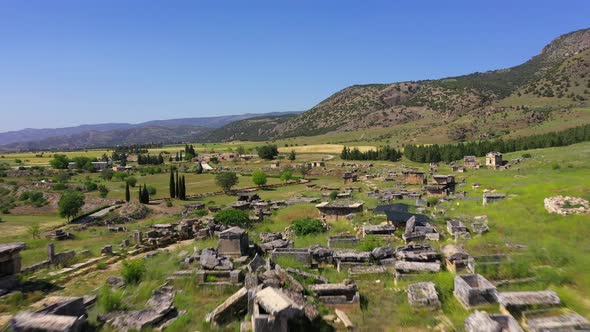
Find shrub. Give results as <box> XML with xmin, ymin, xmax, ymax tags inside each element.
<box><xmin>192</xmin><ymin>209</ymin><xmax>208</xmax><ymax>217</ymax></box>
<box><xmin>96</xmin><ymin>261</ymin><xmax>107</xmax><ymax>270</ymax></box>
<box><xmin>165</xmin><ymin>200</ymin><xmax>173</xmax><ymax>207</ymax></box>
<box><xmin>291</xmin><ymin>217</ymin><xmax>325</xmax><ymax>236</ymax></box>
<box><xmin>427</xmin><ymin>197</ymin><xmax>439</xmax><ymax>207</ymax></box>
<box><xmin>214</xmin><ymin>209</ymin><xmax>251</xmax><ymax>228</ymax></box>
<box><xmin>98</xmin><ymin>185</ymin><xmax>109</xmax><ymax>198</ymax></box>
<box><xmin>146</xmin><ymin>185</ymin><xmax>157</xmax><ymax>195</ymax></box>
<box><xmin>551</xmin><ymin>162</ymin><xmax>561</xmax><ymax>170</ymax></box>
<box><xmin>98</xmin><ymin>286</ymin><xmax>125</xmax><ymax>312</ymax></box>
<box><xmin>329</xmin><ymin>191</ymin><xmax>338</xmax><ymax>200</ymax></box>
<box><xmin>85</xmin><ymin>182</ymin><xmax>98</xmax><ymax>191</ymax></box>
<box><xmin>521</xmin><ymin>153</ymin><xmax>532</xmax><ymax>158</ymax></box>
<box><xmin>53</xmin><ymin>183</ymin><xmax>67</xmax><ymax>191</ymax></box>
<box><xmin>28</xmin><ymin>223</ymin><xmax>41</xmax><ymax>239</ymax></box>
<box><xmin>125</xmin><ymin>176</ymin><xmax>137</xmax><ymax>187</ymax></box>
<box><xmin>121</xmin><ymin>259</ymin><xmax>145</xmax><ymax>284</ymax></box>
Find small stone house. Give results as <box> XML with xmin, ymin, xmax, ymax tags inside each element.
<box><xmin>486</xmin><ymin>152</ymin><xmax>503</xmax><ymax>169</ymax></box>
<box><xmin>464</xmin><ymin>156</ymin><xmax>478</xmax><ymax>169</ymax></box>
<box><xmin>483</xmin><ymin>193</ymin><xmax>506</xmax><ymax>206</ymax></box>
<box><xmin>403</xmin><ymin>171</ymin><xmax>426</xmax><ymax>185</ymax></box>
<box><xmin>342</xmin><ymin>172</ymin><xmax>357</xmax><ymax>184</ymax></box>
<box><xmin>218</xmin><ymin>227</ymin><xmax>249</xmax><ymax>257</ymax></box>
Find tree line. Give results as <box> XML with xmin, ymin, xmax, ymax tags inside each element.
<box><xmin>404</xmin><ymin>124</ymin><xmax>590</xmax><ymax>163</ymax></box>
<box><xmin>137</xmin><ymin>154</ymin><xmax>165</xmax><ymax>165</ymax></box>
<box><xmin>340</xmin><ymin>146</ymin><xmax>402</xmax><ymax>162</ymax></box>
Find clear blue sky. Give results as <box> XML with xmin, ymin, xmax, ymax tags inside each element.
<box><xmin>0</xmin><ymin>0</ymin><xmax>588</xmax><ymax>132</ymax></box>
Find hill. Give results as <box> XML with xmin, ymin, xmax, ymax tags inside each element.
<box><xmin>263</xmin><ymin>28</ymin><xmax>590</xmax><ymax>142</ymax></box>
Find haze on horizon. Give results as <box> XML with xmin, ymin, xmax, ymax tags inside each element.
<box><xmin>1</xmin><ymin>0</ymin><xmax>589</xmax><ymax>132</ymax></box>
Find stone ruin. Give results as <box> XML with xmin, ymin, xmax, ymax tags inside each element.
<box><xmin>441</xmin><ymin>244</ymin><xmax>473</xmax><ymax>273</ymax></box>
<box><xmin>217</xmin><ymin>226</ymin><xmax>249</xmax><ymax>257</ymax></box>
<box><xmin>361</xmin><ymin>223</ymin><xmax>396</xmax><ymax>238</ymax></box>
<box><xmin>10</xmin><ymin>296</ymin><xmax>95</xmax><ymax>332</ymax></box>
<box><xmin>446</xmin><ymin>220</ymin><xmax>470</xmax><ymax>240</ymax></box>
<box><xmin>332</xmin><ymin>249</ymin><xmax>371</xmax><ymax>272</ymax></box>
<box><xmin>309</xmin><ymin>280</ymin><xmax>360</xmax><ymax>307</ymax></box>
<box><xmin>454</xmin><ymin>274</ymin><xmax>497</xmax><ymax>308</ymax></box>
<box><xmin>402</xmin><ymin>216</ymin><xmax>440</xmax><ymax>242</ymax></box>
<box><xmin>99</xmin><ymin>285</ymin><xmax>178</xmax><ymax>331</ymax></box>
<box><xmin>524</xmin><ymin>309</ymin><xmax>590</xmax><ymax>332</ymax></box>
<box><xmin>544</xmin><ymin>196</ymin><xmax>590</xmax><ymax>215</ymax></box>
<box><xmin>407</xmin><ymin>282</ymin><xmax>440</xmax><ymax>308</ymax></box>
<box><xmin>464</xmin><ymin>310</ymin><xmax>523</xmax><ymax>332</ymax></box>
<box><xmin>327</xmin><ymin>234</ymin><xmax>359</xmax><ymax>248</ymax></box>
<box><xmin>258</xmin><ymin>232</ymin><xmax>292</xmax><ymax>253</ymax></box>
<box><xmin>0</xmin><ymin>242</ymin><xmax>25</xmax><ymax>293</ymax></box>
<box><xmin>497</xmin><ymin>290</ymin><xmax>560</xmax><ymax>314</ymax></box>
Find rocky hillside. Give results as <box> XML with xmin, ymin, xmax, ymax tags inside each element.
<box><xmin>264</xmin><ymin>28</ymin><xmax>590</xmax><ymax>141</ymax></box>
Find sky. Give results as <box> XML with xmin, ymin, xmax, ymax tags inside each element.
<box><xmin>0</xmin><ymin>0</ymin><xmax>589</xmax><ymax>132</ymax></box>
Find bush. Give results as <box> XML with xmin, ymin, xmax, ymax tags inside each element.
<box><xmin>192</xmin><ymin>209</ymin><xmax>208</xmax><ymax>217</ymax></box>
<box><xmin>214</xmin><ymin>209</ymin><xmax>251</xmax><ymax>228</ymax></box>
<box><xmin>521</xmin><ymin>153</ymin><xmax>532</xmax><ymax>158</ymax></box>
<box><xmin>98</xmin><ymin>185</ymin><xmax>109</xmax><ymax>198</ymax></box>
<box><xmin>96</xmin><ymin>261</ymin><xmax>107</xmax><ymax>270</ymax></box>
<box><xmin>165</xmin><ymin>200</ymin><xmax>173</xmax><ymax>207</ymax></box>
<box><xmin>85</xmin><ymin>182</ymin><xmax>98</xmax><ymax>191</ymax></box>
<box><xmin>121</xmin><ymin>259</ymin><xmax>145</xmax><ymax>284</ymax></box>
<box><xmin>146</xmin><ymin>185</ymin><xmax>157</xmax><ymax>195</ymax></box>
<box><xmin>551</xmin><ymin>162</ymin><xmax>561</xmax><ymax>170</ymax></box>
<box><xmin>427</xmin><ymin>197</ymin><xmax>439</xmax><ymax>207</ymax></box>
<box><xmin>125</xmin><ymin>176</ymin><xmax>137</xmax><ymax>187</ymax></box>
<box><xmin>53</xmin><ymin>183</ymin><xmax>67</xmax><ymax>191</ymax></box>
<box><xmin>98</xmin><ymin>286</ymin><xmax>125</xmax><ymax>312</ymax></box>
<box><xmin>291</xmin><ymin>218</ymin><xmax>325</xmax><ymax>236</ymax></box>
<box><xmin>329</xmin><ymin>191</ymin><xmax>338</xmax><ymax>200</ymax></box>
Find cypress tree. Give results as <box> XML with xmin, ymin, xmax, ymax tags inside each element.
<box><xmin>169</xmin><ymin>170</ymin><xmax>176</xmax><ymax>198</ymax></box>
<box><xmin>181</xmin><ymin>176</ymin><xmax>186</xmax><ymax>200</ymax></box>
<box><xmin>125</xmin><ymin>182</ymin><xmax>130</xmax><ymax>202</ymax></box>
<box><xmin>175</xmin><ymin>171</ymin><xmax>180</xmax><ymax>197</ymax></box>
<box><xmin>138</xmin><ymin>184</ymin><xmax>143</xmax><ymax>203</ymax></box>
<box><xmin>144</xmin><ymin>184</ymin><xmax>150</xmax><ymax>203</ymax></box>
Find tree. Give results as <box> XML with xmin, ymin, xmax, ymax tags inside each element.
<box><xmin>178</xmin><ymin>176</ymin><xmax>186</xmax><ymax>200</ymax></box>
<box><xmin>256</xmin><ymin>144</ymin><xmax>279</xmax><ymax>160</ymax></box>
<box><xmin>175</xmin><ymin>171</ymin><xmax>180</xmax><ymax>197</ymax></box>
<box><xmin>288</xmin><ymin>150</ymin><xmax>296</xmax><ymax>161</ymax></box>
<box><xmin>195</xmin><ymin>162</ymin><xmax>203</xmax><ymax>174</ymax></box>
<box><xmin>98</xmin><ymin>185</ymin><xmax>109</xmax><ymax>198</ymax></box>
<box><xmin>280</xmin><ymin>170</ymin><xmax>293</xmax><ymax>183</ymax></box>
<box><xmin>215</xmin><ymin>172</ymin><xmax>239</xmax><ymax>192</ymax></box>
<box><xmin>298</xmin><ymin>164</ymin><xmax>311</xmax><ymax>178</ymax></box>
<box><xmin>125</xmin><ymin>182</ymin><xmax>130</xmax><ymax>202</ymax></box>
<box><xmin>214</xmin><ymin>209</ymin><xmax>251</xmax><ymax>228</ymax></box>
<box><xmin>169</xmin><ymin>171</ymin><xmax>176</xmax><ymax>198</ymax></box>
<box><xmin>100</xmin><ymin>168</ymin><xmax>114</xmax><ymax>181</ymax></box>
<box><xmin>50</xmin><ymin>154</ymin><xmax>70</xmax><ymax>169</ymax></box>
<box><xmin>58</xmin><ymin>190</ymin><xmax>85</xmax><ymax>222</ymax></box>
<box><xmin>252</xmin><ymin>170</ymin><xmax>267</xmax><ymax>187</ymax></box>
<box><xmin>126</xmin><ymin>176</ymin><xmax>137</xmax><ymax>187</ymax></box>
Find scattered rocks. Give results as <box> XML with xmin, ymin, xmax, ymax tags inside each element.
<box><xmin>544</xmin><ymin>196</ymin><xmax>590</xmax><ymax>215</ymax></box>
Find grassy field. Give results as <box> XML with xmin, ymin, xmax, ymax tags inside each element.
<box><xmin>1</xmin><ymin>141</ymin><xmax>589</xmax><ymax>330</ymax></box>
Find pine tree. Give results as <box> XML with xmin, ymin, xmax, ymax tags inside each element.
<box><xmin>169</xmin><ymin>171</ymin><xmax>176</xmax><ymax>199</ymax></box>
<box><xmin>125</xmin><ymin>182</ymin><xmax>130</xmax><ymax>202</ymax></box>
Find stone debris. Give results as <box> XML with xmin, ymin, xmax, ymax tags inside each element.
<box><xmin>464</xmin><ymin>310</ymin><xmax>523</xmax><ymax>332</ymax></box>
<box><xmin>335</xmin><ymin>308</ymin><xmax>354</xmax><ymax>330</ymax></box>
<box><xmin>106</xmin><ymin>276</ymin><xmax>125</xmax><ymax>289</ymax></box>
<box><xmin>199</xmin><ymin>248</ymin><xmax>233</xmax><ymax>270</ymax></box>
<box><xmin>497</xmin><ymin>290</ymin><xmax>560</xmax><ymax>312</ymax></box>
<box><xmin>99</xmin><ymin>286</ymin><xmax>176</xmax><ymax>332</ymax></box>
<box><xmin>371</xmin><ymin>246</ymin><xmax>393</xmax><ymax>260</ymax></box>
<box><xmin>526</xmin><ymin>311</ymin><xmax>590</xmax><ymax>332</ymax></box>
<box><xmin>11</xmin><ymin>296</ymin><xmax>89</xmax><ymax>332</ymax></box>
<box><xmin>394</xmin><ymin>261</ymin><xmax>441</xmax><ymax>278</ymax></box>
<box><xmin>402</xmin><ymin>216</ymin><xmax>440</xmax><ymax>242</ymax></box>
<box><xmin>206</xmin><ymin>287</ymin><xmax>249</xmax><ymax>326</ymax></box>
<box><xmin>544</xmin><ymin>196</ymin><xmax>590</xmax><ymax>215</ymax></box>
<box><xmin>395</xmin><ymin>243</ymin><xmax>441</xmax><ymax>262</ymax></box>
<box><xmin>407</xmin><ymin>282</ymin><xmax>440</xmax><ymax>308</ymax></box>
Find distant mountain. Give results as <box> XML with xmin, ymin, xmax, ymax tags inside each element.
<box><xmin>0</xmin><ymin>112</ymin><xmax>299</xmax><ymax>150</ymax></box>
